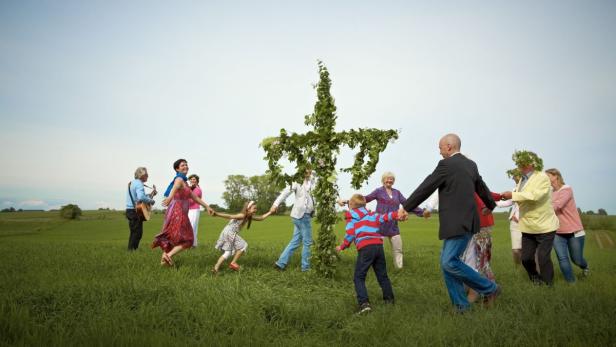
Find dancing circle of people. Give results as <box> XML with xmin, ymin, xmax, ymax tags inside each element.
<box><xmin>125</xmin><ymin>133</ymin><xmax>590</xmax><ymax>314</ymax></box>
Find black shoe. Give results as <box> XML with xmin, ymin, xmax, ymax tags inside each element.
<box><xmin>273</xmin><ymin>262</ymin><xmax>285</xmax><ymax>271</ymax></box>
<box><xmin>358</xmin><ymin>302</ymin><xmax>372</xmax><ymax>315</ymax></box>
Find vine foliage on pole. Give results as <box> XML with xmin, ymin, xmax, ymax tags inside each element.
<box><xmin>261</xmin><ymin>61</ymin><xmax>399</xmax><ymax>277</ymax></box>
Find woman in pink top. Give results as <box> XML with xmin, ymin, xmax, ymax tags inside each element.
<box><xmin>546</xmin><ymin>168</ymin><xmax>589</xmax><ymax>283</ymax></box>
<box><xmin>188</xmin><ymin>174</ymin><xmax>203</xmax><ymax>247</ymax></box>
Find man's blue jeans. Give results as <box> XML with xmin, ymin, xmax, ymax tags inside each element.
<box><xmin>276</xmin><ymin>213</ymin><xmax>313</xmax><ymax>271</ymax></box>
<box><xmin>441</xmin><ymin>233</ymin><xmax>497</xmax><ymax>311</ymax></box>
<box><xmin>553</xmin><ymin>233</ymin><xmax>588</xmax><ymax>282</ymax></box>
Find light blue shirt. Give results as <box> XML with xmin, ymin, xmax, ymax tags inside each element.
<box><xmin>126</xmin><ymin>179</ymin><xmax>155</xmax><ymax>209</ymax></box>
<box><xmin>518</xmin><ymin>170</ymin><xmax>534</xmax><ymax>192</ymax></box>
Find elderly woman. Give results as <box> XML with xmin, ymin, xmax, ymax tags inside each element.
<box><xmin>546</xmin><ymin>168</ymin><xmax>590</xmax><ymax>282</ymax></box>
<box><xmin>341</xmin><ymin>172</ymin><xmax>427</xmax><ymax>269</ymax></box>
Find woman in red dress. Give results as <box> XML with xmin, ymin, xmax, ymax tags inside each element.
<box><xmin>152</xmin><ymin>159</ymin><xmax>213</xmax><ymax>266</ymax></box>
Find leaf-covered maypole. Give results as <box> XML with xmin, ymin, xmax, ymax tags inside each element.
<box><xmin>261</xmin><ymin>61</ymin><xmax>399</xmax><ymax>277</ymax></box>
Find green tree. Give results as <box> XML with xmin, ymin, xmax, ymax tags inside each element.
<box><xmin>598</xmin><ymin>208</ymin><xmax>608</xmax><ymax>216</ymax></box>
<box><xmin>222</xmin><ymin>174</ymin><xmax>286</xmax><ymax>213</ymax></box>
<box><xmin>261</xmin><ymin>61</ymin><xmax>398</xmax><ymax>277</ymax></box>
<box><xmin>59</xmin><ymin>204</ymin><xmax>82</xmax><ymax>220</ymax></box>
<box><xmin>247</xmin><ymin>174</ymin><xmax>286</xmax><ymax>214</ymax></box>
<box><xmin>222</xmin><ymin>175</ymin><xmax>250</xmax><ymax>212</ymax></box>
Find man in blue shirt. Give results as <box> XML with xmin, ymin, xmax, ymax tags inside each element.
<box><xmin>126</xmin><ymin>167</ymin><xmax>156</xmax><ymax>250</ymax></box>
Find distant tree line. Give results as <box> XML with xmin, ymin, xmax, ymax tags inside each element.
<box><xmin>577</xmin><ymin>208</ymin><xmax>608</xmax><ymax>216</ymax></box>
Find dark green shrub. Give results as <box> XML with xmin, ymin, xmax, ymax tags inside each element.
<box><xmin>59</xmin><ymin>204</ymin><xmax>82</xmax><ymax>220</ymax></box>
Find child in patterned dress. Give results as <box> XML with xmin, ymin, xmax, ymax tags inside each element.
<box><xmin>211</xmin><ymin>201</ymin><xmax>272</xmax><ymax>273</ymax></box>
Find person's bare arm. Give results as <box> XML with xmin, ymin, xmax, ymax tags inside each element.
<box><xmin>212</xmin><ymin>211</ymin><xmax>245</xmax><ymax>220</ymax></box>
<box><xmin>252</xmin><ymin>211</ymin><xmax>273</xmax><ymax>221</ymax></box>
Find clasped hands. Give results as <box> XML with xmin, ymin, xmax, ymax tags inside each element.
<box><xmin>397</xmin><ymin>207</ymin><xmax>409</xmax><ymax>221</ymax></box>
<box><xmin>500</xmin><ymin>191</ymin><xmax>513</xmax><ymax>200</ymax></box>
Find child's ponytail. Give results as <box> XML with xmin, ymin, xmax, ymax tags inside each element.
<box><xmin>240</xmin><ymin>201</ymin><xmax>255</xmax><ymax>229</ymax></box>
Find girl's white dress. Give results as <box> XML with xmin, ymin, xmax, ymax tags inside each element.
<box><xmin>215</xmin><ymin>219</ymin><xmax>247</xmax><ymax>253</ymax></box>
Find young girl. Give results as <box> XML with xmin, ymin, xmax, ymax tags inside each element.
<box><xmin>211</xmin><ymin>201</ymin><xmax>272</xmax><ymax>273</ymax></box>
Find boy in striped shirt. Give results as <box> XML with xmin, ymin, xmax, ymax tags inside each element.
<box><xmin>336</xmin><ymin>194</ymin><xmax>407</xmax><ymax>314</ymax></box>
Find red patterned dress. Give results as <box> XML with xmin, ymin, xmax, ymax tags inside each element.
<box><xmin>151</xmin><ymin>183</ymin><xmax>194</xmax><ymax>252</ymax></box>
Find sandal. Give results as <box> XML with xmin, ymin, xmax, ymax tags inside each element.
<box><xmin>228</xmin><ymin>262</ymin><xmax>240</xmax><ymax>271</ymax></box>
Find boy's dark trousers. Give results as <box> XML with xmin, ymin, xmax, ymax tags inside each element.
<box><xmin>354</xmin><ymin>244</ymin><xmax>394</xmax><ymax>305</ymax></box>
<box><xmin>126</xmin><ymin>209</ymin><xmax>143</xmax><ymax>250</ymax></box>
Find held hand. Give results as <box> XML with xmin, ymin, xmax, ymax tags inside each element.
<box><xmin>422</xmin><ymin>209</ymin><xmax>431</xmax><ymax>219</ymax></box>
<box><xmin>269</xmin><ymin>206</ymin><xmax>277</xmax><ymax>214</ymax></box>
<box><xmin>501</xmin><ymin>191</ymin><xmax>513</xmax><ymax>200</ymax></box>
<box><xmin>335</xmin><ymin>246</ymin><xmax>342</xmax><ymax>253</ymax></box>
<box><xmin>397</xmin><ymin>207</ymin><xmax>408</xmax><ymax>221</ymax></box>
<box><xmin>336</xmin><ymin>199</ymin><xmax>346</xmax><ymax>207</ymax></box>
<box><xmin>206</xmin><ymin>207</ymin><xmax>215</xmax><ymax>215</ymax></box>
<box><xmin>481</xmin><ymin>207</ymin><xmax>490</xmax><ymax>216</ymax></box>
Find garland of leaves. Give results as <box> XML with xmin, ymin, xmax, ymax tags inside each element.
<box><xmin>511</xmin><ymin>150</ymin><xmax>544</xmax><ymax>172</ymax></box>
<box><xmin>506</xmin><ymin>168</ymin><xmax>522</xmax><ymax>179</ymax></box>
<box><xmin>261</xmin><ymin>61</ymin><xmax>399</xmax><ymax>277</ymax></box>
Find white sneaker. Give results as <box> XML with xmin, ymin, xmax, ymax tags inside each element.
<box><xmin>358</xmin><ymin>303</ymin><xmax>372</xmax><ymax>314</ymax></box>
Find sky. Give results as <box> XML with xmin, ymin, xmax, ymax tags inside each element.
<box><xmin>1</xmin><ymin>1</ymin><xmax>615</xmax><ymax>213</ymax></box>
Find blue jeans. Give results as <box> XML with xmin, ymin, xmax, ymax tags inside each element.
<box><xmin>276</xmin><ymin>214</ymin><xmax>313</xmax><ymax>271</ymax></box>
<box><xmin>354</xmin><ymin>244</ymin><xmax>394</xmax><ymax>305</ymax></box>
<box><xmin>553</xmin><ymin>233</ymin><xmax>588</xmax><ymax>283</ymax></box>
<box><xmin>441</xmin><ymin>233</ymin><xmax>497</xmax><ymax>311</ymax></box>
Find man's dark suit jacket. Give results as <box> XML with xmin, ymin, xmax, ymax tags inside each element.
<box><xmin>403</xmin><ymin>153</ymin><xmax>496</xmax><ymax>240</ymax></box>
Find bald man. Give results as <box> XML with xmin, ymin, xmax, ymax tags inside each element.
<box><xmin>401</xmin><ymin>134</ymin><xmax>500</xmax><ymax>313</ymax></box>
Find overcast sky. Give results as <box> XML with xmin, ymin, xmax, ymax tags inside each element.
<box><xmin>1</xmin><ymin>1</ymin><xmax>615</xmax><ymax>213</ymax></box>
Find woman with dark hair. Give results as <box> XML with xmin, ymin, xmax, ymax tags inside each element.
<box><xmin>187</xmin><ymin>174</ymin><xmax>202</xmax><ymax>247</ymax></box>
<box><xmin>152</xmin><ymin>159</ymin><xmax>213</xmax><ymax>266</ymax></box>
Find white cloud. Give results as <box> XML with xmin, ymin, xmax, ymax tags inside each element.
<box><xmin>19</xmin><ymin>200</ymin><xmax>46</xmax><ymax>207</ymax></box>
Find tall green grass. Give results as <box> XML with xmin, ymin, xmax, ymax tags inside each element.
<box><xmin>1</xmin><ymin>211</ymin><xmax>615</xmax><ymax>346</ymax></box>
<box><xmin>580</xmin><ymin>214</ymin><xmax>615</xmax><ymax>232</ymax></box>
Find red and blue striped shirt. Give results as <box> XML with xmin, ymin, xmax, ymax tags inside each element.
<box><xmin>339</xmin><ymin>207</ymin><xmax>399</xmax><ymax>251</ymax></box>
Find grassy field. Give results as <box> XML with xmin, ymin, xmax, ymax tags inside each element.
<box><xmin>1</xmin><ymin>210</ymin><xmax>615</xmax><ymax>346</ymax></box>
